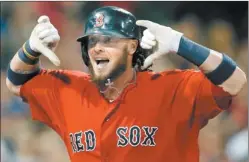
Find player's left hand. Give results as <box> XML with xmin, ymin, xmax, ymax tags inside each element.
<box><xmin>136</xmin><ymin>20</ymin><xmax>183</xmax><ymax>69</ymax></box>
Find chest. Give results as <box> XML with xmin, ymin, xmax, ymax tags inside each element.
<box><xmin>59</xmin><ymin>84</ymin><xmax>197</xmax><ymax>161</ymax></box>
<box><xmin>61</xmin><ymin>84</ymin><xmax>172</xmax><ymax>130</ymax></box>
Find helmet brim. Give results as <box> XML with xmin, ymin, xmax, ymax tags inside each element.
<box><xmin>76</xmin><ymin>29</ymin><xmax>133</xmax><ymax>43</ymax></box>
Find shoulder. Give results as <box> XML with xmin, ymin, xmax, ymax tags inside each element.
<box><xmin>138</xmin><ymin>69</ymin><xmax>202</xmax><ymax>81</ymax></box>
<box><xmin>21</xmin><ymin>69</ymin><xmax>91</xmax><ymax>90</ymax></box>
<box><xmin>20</xmin><ymin>69</ymin><xmax>91</xmax><ymax>102</ymax></box>
<box><xmin>40</xmin><ymin>69</ymin><xmax>90</xmax><ymax>78</ymax></box>
<box><xmin>39</xmin><ymin>69</ymin><xmax>90</xmax><ymax>84</ymax></box>
<box><xmin>137</xmin><ymin>69</ymin><xmax>205</xmax><ymax>91</ymax></box>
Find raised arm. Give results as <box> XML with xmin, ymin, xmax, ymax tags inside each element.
<box><xmin>6</xmin><ymin>16</ymin><xmax>60</xmax><ymax>96</ymax></box>
<box><xmin>136</xmin><ymin>20</ymin><xmax>247</xmax><ymax>97</ymax></box>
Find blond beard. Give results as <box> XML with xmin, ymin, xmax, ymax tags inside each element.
<box><xmin>88</xmin><ymin>48</ymin><xmax>129</xmax><ymax>89</ymax></box>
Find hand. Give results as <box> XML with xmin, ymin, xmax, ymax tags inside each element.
<box><xmin>136</xmin><ymin>20</ymin><xmax>183</xmax><ymax>69</ymax></box>
<box><xmin>30</xmin><ymin>16</ymin><xmax>60</xmax><ymax>52</ymax></box>
<box><xmin>29</xmin><ymin>15</ymin><xmax>61</xmax><ymax>66</ymax></box>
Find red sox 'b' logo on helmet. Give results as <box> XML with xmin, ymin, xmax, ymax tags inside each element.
<box><xmin>94</xmin><ymin>13</ymin><xmax>104</xmax><ymax>27</ymax></box>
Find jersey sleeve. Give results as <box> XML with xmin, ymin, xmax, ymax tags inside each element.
<box><xmin>193</xmin><ymin>71</ymin><xmax>232</xmax><ymax>119</ymax></box>
<box><xmin>19</xmin><ymin>69</ymin><xmax>87</xmax><ymax>136</ymax></box>
<box><xmin>170</xmin><ymin>70</ymin><xmax>231</xmax><ymax>126</ymax></box>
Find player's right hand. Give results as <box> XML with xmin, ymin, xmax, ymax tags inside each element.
<box><xmin>30</xmin><ymin>15</ymin><xmax>60</xmax><ymax>52</ymax></box>
<box><xmin>29</xmin><ymin>15</ymin><xmax>61</xmax><ymax>66</ymax></box>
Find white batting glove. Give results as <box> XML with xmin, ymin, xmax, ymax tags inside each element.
<box><xmin>29</xmin><ymin>15</ymin><xmax>61</xmax><ymax>66</ymax></box>
<box><xmin>136</xmin><ymin>20</ymin><xmax>183</xmax><ymax>69</ymax></box>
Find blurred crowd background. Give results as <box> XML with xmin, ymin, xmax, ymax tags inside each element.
<box><xmin>1</xmin><ymin>1</ymin><xmax>248</xmax><ymax>162</ymax></box>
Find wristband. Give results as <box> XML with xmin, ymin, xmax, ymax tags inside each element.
<box><xmin>177</xmin><ymin>36</ymin><xmax>210</xmax><ymax>66</ymax></box>
<box><xmin>18</xmin><ymin>48</ymin><xmax>39</xmax><ymax>65</ymax></box>
<box><xmin>24</xmin><ymin>40</ymin><xmax>41</xmax><ymax>57</ymax></box>
<box><xmin>18</xmin><ymin>40</ymin><xmax>41</xmax><ymax>65</ymax></box>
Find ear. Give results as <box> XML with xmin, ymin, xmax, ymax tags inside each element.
<box><xmin>127</xmin><ymin>40</ymin><xmax>138</xmax><ymax>55</ymax></box>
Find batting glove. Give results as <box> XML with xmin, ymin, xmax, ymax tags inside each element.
<box><xmin>136</xmin><ymin>20</ymin><xmax>183</xmax><ymax>69</ymax></box>
<box><xmin>29</xmin><ymin>15</ymin><xmax>61</xmax><ymax>66</ymax></box>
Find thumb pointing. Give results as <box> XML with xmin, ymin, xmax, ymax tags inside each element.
<box><xmin>38</xmin><ymin>15</ymin><xmax>50</xmax><ymax>24</ymax></box>
<box><xmin>34</xmin><ymin>38</ymin><xmax>60</xmax><ymax>66</ymax></box>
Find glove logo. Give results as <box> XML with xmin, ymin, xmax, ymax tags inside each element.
<box><xmin>94</xmin><ymin>13</ymin><xmax>104</xmax><ymax>28</ymax></box>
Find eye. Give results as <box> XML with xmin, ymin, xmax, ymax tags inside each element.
<box><xmin>88</xmin><ymin>37</ymin><xmax>97</xmax><ymax>48</ymax></box>
<box><xmin>102</xmin><ymin>36</ymin><xmax>112</xmax><ymax>44</ymax></box>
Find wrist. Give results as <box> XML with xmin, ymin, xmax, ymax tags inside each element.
<box><xmin>170</xmin><ymin>30</ymin><xmax>183</xmax><ymax>53</ymax></box>
<box><xmin>177</xmin><ymin>36</ymin><xmax>210</xmax><ymax>66</ymax></box>
<box><xmin>18</xmin><ymin>40</ymin><xmax>41</xmax><ymax>65</ymax></box>
<box><xmin>26</xmin><ymin>40</ymin><xmax>41</xmax><ymax>57</ymax></box>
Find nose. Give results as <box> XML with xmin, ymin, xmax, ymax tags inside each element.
<box><xmin>94</xmin><ymin>42</ymin><xmax>105</xmax><ymax>54</ymax></box>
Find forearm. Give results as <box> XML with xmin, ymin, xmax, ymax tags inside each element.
<box><xmin>10</xmin><ymin>51</ymin><xmax>40</xmax><ymax>73</ymax></box>
<box><xmin>6</xmin><ymin>15</ymin><xmax>60</xmax><ymax>96</ymax></box>
<box><xmin>6</xmin><ymin>42</ymin><xmax>41</xmax><ymax>95</ymax></box>
<box><xmin>177</xmin><ymin>36</ymin><xmax>247</xmax><ymax>95</ymax></box>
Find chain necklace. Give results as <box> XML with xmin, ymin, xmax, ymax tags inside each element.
<box><xmin>99</xmin><ymin>68</ymin><xmax>137</xmax><ymax>102</ymax></box>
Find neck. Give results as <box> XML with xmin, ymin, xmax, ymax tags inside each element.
<box><xmin>103</xmin><ymin>67</ymin><xmax>134</xmax><ymax>101</ymax></box>
<box><xmin>114</xmin><ymin>67</ymin><xmax>134</xmax><ymax>89</ymax></box>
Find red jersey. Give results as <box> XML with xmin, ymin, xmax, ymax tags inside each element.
<box><xmin>20</xmin><ymin>69</ymin><xmax>225</xmax><ymax>162</ymax></box>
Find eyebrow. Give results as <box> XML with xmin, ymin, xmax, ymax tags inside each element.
<box><xmin>88</xmin><ymin>36</ymin><xmax>130</xmax><ymax>43</ymax></box>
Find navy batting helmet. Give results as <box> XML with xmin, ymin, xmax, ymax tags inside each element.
<box><xmin>77</xmin><ymin>6</ymin><xmax>145</xmax><ymax>70</ymax></box>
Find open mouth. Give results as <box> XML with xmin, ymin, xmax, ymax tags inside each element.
<box><xmin>95</xmin><ymin>58</ymin><xmax>110</xmax><ymax>68</ymax></box>
<box><xmin>96</xmin><ymin>59</ymin><xmax>109</xmax><ymax>64</ymax></box>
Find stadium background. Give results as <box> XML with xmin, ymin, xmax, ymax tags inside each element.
<box><xmin>1</xmin><ymin>1</ymin><xmax>248</xmax><ymax>162</ymax></box>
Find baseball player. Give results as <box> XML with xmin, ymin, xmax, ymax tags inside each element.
<box><xmin>6</xmin><ymin>6</ymin><xmax>246</xmax><ymax>162</ymax></box>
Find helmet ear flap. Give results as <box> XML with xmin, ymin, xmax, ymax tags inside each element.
<box><xmin>81</xmin><ymin>41</ymin><xmax>90</xmax><ymax>67</ymax></box>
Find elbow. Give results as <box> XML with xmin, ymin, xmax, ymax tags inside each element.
<box><xmin>234</xmin><ymin>67</ymin><xmax>247</xmax><ymax>95</ymax></box>
<box><xmin>219</xmin><ymin>67</ymin><xmax>247</xmax><ymax>96</ymax></box>
<box><xmin>239</xmin><ymin>69</ymin><xmax>247</xmax><ymax>92</ymax></box>
<box><xmin>6</xmin><ymin>77</ymin><xmax>12</xmax><ymax>91</ymax></box>
<box><xmin>6</xmin><ymin>78</ymin><xmax>21</xmax><ymax>96</ymax></box>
